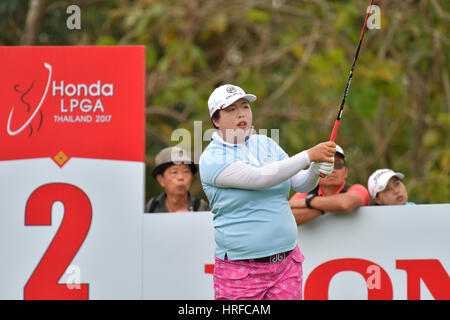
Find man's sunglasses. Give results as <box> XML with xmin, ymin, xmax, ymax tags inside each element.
<box><xmin>334</xmin><ymin>160</ymin><xmax>346</xmax><ymax>169</ymax></box>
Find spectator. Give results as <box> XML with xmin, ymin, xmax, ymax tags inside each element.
<box><xmin>146</xmin><ymin>146</ymin><xmax>210</xmax><ymax>213</ymax></box>
<box><xmin>289</xmin><ymin>145</ymin><xmax>369</xmax><ymax>225</ymax></box>
<box><xmin>368</xmin><ymin>169</ymin><xmax>415</xmax><ymax>205</ymax></box>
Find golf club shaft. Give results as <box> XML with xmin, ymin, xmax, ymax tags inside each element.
<box><xmin>320</xmin><ymin>0</ymin><xmax>374</xmax><ymax>178</ymax></box>
<box><xmin>330</xmin><ymin>0</ymin><xmax>374</xmax><ymax>142</ymax></box>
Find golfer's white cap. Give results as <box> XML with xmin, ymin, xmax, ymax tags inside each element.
<box><xmin>368</xmin><ymin>169</ymin><xmax>405</xmax><ymax>199</ymax></box>
<box><xmin>207</xmin><ymin>84</ymin><xmax>257</xmax><ymax>118</ymax></box>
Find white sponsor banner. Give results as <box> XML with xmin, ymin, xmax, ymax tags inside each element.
<box><xmin>142</xmin><ymin>204</ymin><xmax>450</xmax><ymax>300</ymax></box>
<box><xmin>0</xmin><ymin>158</ymin><xmax>143</xmax><ymax>299</ymax></box>
<box><xmin>143</xmin><ymin>212</ymin><xmax>215</xmax><ymax>300</ymax></box>
<box><xmin>2</xmin><ymin>199</ymin><xmax>448</xmax><ymax>299</ymax></box>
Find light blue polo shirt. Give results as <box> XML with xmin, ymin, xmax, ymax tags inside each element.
<box><xmin>199</xmin><ymin>132</ymin><xmax>298</xmax><ymax>260</ymax></box>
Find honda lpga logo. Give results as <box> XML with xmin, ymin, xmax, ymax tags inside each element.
<box><xmin>7</xmin><ymin>62</ymin><xmax>52</xmax><ymax>136</ymax></box>
<box><xmin>7</xmin><ymin>62</ymin><xmax>115</xmax><ymax>136</ymax></box>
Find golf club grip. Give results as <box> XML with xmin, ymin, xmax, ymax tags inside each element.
<box><xmin>330</xmin><ymin>119</ymin><xmax>340</xmax><ymax>142</ymax></box>
<box><xmin>319</xmin><ymin>120</ymin><xmax>341</xmax><ymax>178</ymax></box>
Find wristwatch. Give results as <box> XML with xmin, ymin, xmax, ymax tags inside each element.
<box><xmin>305</xmin><ymin>194</ymin><xmax>325</xmax><ymax>215</ymax></box>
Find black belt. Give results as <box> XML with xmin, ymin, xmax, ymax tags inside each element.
<box><xmin>238</xmin><ymin>249</ymin><xmax>293</xmax><ymax>264</ymax></box>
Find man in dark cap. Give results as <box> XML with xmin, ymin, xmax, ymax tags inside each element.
<box><xmin>146</xmin><ymin>146</ymin><xmax>210</xmax><ymax>213</ymax></box>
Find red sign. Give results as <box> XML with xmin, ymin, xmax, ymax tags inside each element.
<box><xmin>0</xmin><ymin>46</ymin><xmax>145</xmax><ymax>166</ymax></box>
<box><xmin>205</xmin><ymin>259</ymin><xmax>450</xmax><ymax>300</ymax></box>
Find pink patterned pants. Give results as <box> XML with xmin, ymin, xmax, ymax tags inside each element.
<box><xmin>213</xmin><ymin>245</ymin><xmax>304</xmax><ymax>300</ymax></box>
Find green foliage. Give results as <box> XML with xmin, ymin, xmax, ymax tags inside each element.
<box><xmin>246</xmin><ymin>9</ymin><xmax>271</xmax><ymax>24</ymax></box>
<box><xmin>1</xmin><ymin>0</ymin><xmax>448</xmax><ymax>204</ymax></box>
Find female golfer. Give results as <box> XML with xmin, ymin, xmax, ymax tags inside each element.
<box><xmin>199</xmin><ymin>84</ymin><xmax>336</xmax><ymax>300</ymax></box>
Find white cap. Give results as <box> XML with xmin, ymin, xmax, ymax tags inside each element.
<box><xmin>368</xmin><ymin>169</ymin><xmax>405</xmax><ymax>199</ymax></box>
<box><xmin>335</xmin><ymin>145</ymin><xmax>345</xmax><ymax>159</ymax></box>
<box><xmin>207</xmin><ymin>84</ymin><xmax>257</xmax><ymax>118</ymax></box>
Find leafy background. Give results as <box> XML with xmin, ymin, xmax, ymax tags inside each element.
<box><xmin>1</xmin><ymin>0</ymin><xmax>449</xmax><ymax>204</ymax></box>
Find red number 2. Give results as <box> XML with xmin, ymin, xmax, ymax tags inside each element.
<box><xmin>24</xmin><ymin>183</ymin><xmax>92</xmax><ymax>300</ymax></box>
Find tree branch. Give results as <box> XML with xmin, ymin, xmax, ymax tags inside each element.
<box><xmin>146</xmin><ymin>106</ymin><xmax>187</xmax><ymax>123</ymax></box>
<box><xmin>46</xmin><ymin>0</ymin><xmax>110</xmax><ymax>12</ymax></box>
<box><xmin>21</xmin><ymin>0</ymin><xmax>47</xmax><ymax>45</ymax></box>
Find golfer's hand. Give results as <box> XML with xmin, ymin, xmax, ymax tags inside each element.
<box><xmin>311</xmin><ymin>161</ymin><xmax>334</xmax><ymax>176</ymax></box>
<box><xmin>307</xmin><ymin>141</ymin><xmax>336</xmax><ymax>163</ymax></box>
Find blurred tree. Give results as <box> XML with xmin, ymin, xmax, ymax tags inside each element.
<box><xmin>1</xmin><ymin>0</ymin><xmax>448</xmax><ymax>204</ymax></box>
